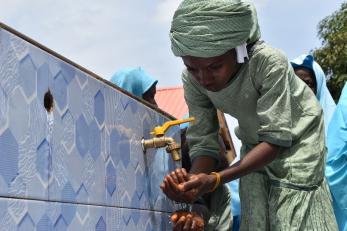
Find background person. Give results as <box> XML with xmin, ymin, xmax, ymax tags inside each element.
<box><xmin>110</xmin><ymin>67</ymin><xmax>158</xmax><ymax>106</ymax></box>
<box><xmin>291</xmin><ymin>54</ymin><xmax>336</xmax><ymax>135</ymax></box>
<box><xmin>325</xmin><ymin>83</ymin><xmax>347</xmax><ymax>231</ymax></box>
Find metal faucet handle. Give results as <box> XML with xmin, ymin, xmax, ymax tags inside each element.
<box><xmin>150</xmin><ymin>117</ymin><xmax>195</xmax><ymax>137</ymax></box>
<box><xmin>166</xmin><ymin>143</ymin><xmax>181</xmax><ymax>161</ymax></box>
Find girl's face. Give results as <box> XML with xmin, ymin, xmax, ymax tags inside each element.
<box><xmin>142</xmin><ymin>84</ymin><xmax>158</xmax><ymax>106</ymax></box>
<box><xmin>294</xmin><ymin>67</ymin><xmax>317</xmax><ymax>95</ymax></box>
<box><xmin>182</xmin><ymin>50</ymin><xmax>241</xmax><ymax>92</ymax></box>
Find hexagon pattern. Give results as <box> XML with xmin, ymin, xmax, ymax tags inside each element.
<box><xmin>18</xmin><ymin>55</ymin><xmax>36</xmax><ymax>100</ymax></box>
<box><xmin>36</xmin><ymin>139</ymin><xmax>50</xmax><ymax>183</ymax></box>
<box><xmin>0</xmin><ymin>26</ymin><xmax>181</xmax><ymax>230</ymax></box>
<box><xmin>94</xmin><ymin>90</ymin><xmax>105</xmax><ymax>126</ymax></box>
<box><xmin>0</xmin><ymin>197</ymin><xmax>171</xmax><ymax>230</ymax></box>
<box><xmin>52</xmin><ymin>71</ymin><xmax>68</xmax><ymax>113</ymax></box>
<box><xmin>0</xmin><ymin>129</ymin><xmax>19</xmax><ymax>186</ymax></box>
<box><xmin>75</xmin><ymin>114</ymin><xmax>89</xmax><ymax>158</ymax></box>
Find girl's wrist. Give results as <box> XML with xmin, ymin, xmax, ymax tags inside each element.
<box><xmin>209</xmin><ymin>172</ymin><xmax>221</xmax><ymax>192</ymax></box>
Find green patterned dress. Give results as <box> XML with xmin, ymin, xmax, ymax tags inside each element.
<box><xmin>183</xmin><ymin>42</ymin><xmax>338</xmax><ymax>231</ymax></box>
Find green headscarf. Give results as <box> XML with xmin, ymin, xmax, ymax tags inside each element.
<box><xmin>170</xmin><ymin>0</ymin><xmax>261</xmax><ymax>58</ymax></box>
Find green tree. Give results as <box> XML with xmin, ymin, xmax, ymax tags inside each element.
<box><xmin>313</xmin><ymin>2</ymin><xmax>347</xmax><ymax>102</ymax></box>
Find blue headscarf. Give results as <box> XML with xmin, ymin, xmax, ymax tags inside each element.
<box><xmin>291</xmin><ymin>54</ymin><xmax>336</xmax><ymax>135</ymax></box>
<box><xmin>110</xmin><ymin>67</ymin><xmax>158</xmax><ymax>98</ymax></box>
<box><xmin>326</xmin><ymin>83</ymin><xmax>347</xmax><ymax>231</ymax></box>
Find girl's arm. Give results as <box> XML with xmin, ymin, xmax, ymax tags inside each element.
<box><xmin>179</xmin><ymin>142</ymin><xmax>280</xmax><ymax>195</ymax></box>
<box><xmin>220</xmin><ymin>141</ymin><xmax>279</xmax><ymax>183</ymax></box>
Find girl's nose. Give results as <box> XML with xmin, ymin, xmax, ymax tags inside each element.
<box><xmin>197</xmin><ymin>71</ymin><xmax>213</xmax><ymax>87</ymax></box>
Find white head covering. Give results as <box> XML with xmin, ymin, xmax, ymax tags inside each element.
<box><xmin>235</xmin><ymin>43</ymin><xmax>248</xmax><ymax>63</ymax></box>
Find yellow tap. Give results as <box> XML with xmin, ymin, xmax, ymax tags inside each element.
<box><xmin>142</xmin><ymin>117</ymin><xmax>195</xmax><ymax>161</ymax></box>
<box><xmin>150</xmin><ymin>117</ymin><xmax>195</xmax><ymax>137</ymax></box>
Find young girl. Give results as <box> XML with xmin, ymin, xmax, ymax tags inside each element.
<box><xmin>291</xmin><ymin>54</ymin><xmax>336</xmax><ymax>135</ymax></box>
<box><xmin>161</xmin><ymin>0</ymin><xmax>338</xmax><ymax>230</ymax></box>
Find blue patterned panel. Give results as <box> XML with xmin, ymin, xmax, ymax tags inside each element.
<box><xmin>103</xmin><ymin>93</ymin><xmax>181</xmax><ymax>211</ymax></box>
<box><xmin>36</xmin><ymin>139</ymin><xmax>50</xmax><ymax>184</ymax></box>
<box><xmin>41</xmin><ymin>50</ymin><xmax>181</xmax><ymax>209</ymax></box>
<box><xmin>0</xmin><ymin>197</ymin><xmax>172</xmax><ymax>230</ymax></box>
<box><xmin>94</xmin><ymin>90</ymin><xmax>105</xmax><ymax>127</ymax></box>
<box><xmin>106</xmin><ymin>160</ymin><xmax>117</xmax><ymax>197</ymax></box>
<box><xmin>59</xmin><ymin>62</ymin><xmax>75</xmax><ymax>85</ymax></box>
<box><xmin>36</xmin><ymin>63</ymin><xmax>51</xmax><ymax>107</ymax></box>
<box><xmin>0</xmin><ymin>29</ymin><xmax>51</xmax><ymax>200</ymax></box>
<box><xmin>18</xmin><ymin>55</ymin><xmax>36</xmax><ymax>100</ymax></box>
<box><xmin>0</xmin><ymin>25</ymin><xmax>181</xmax><ymax>228</ymax></box>
<box><xmin>0</xmin><ymin>85</ymin><xmax>8</xmax><ymax>132</ymax></box>
<box><xmin>109</xmin><ymin>124</ymin><xmax>131</xmax><ymax>167</ymax></box>
<box><xmin>0</xmin><ymin>30</ymin><xmax>20</xmax><ymax>98</ymax></box>
<box><xmin>8</xmin><ymin>87</ymin><xmax>30</xmax><ymax>143</ymax></box>
<box><xmin>0</xmin><ymin>129</ymin><xmax>19</xmax><ymax>188</ymax></box>
<box><xmin>75</xmin><ymin>114</ymin><xmax>90</xmax><ymax>158</ymax></box>
<box><xmin>89</xmin><ymin>119</ymin><xmax>102</xmax><ymax>161</ymax></box>
<box><xmin>52</xmin><ymin>71</ymin><xmax>68</xmax><ymax>114</ymax></box>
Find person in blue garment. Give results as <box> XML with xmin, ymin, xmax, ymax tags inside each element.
<box><xmin>110</xmin><ymin>67</ymin><xmax>158</xmax><ymax>106</ymax></box>
<box><xmin>291</xmin><ymin>54</ymin><xmax>343</xmax><ymax>229</ymax></box>
<box><xmin>325</xmin><ymin>83</ymin><xmax>347</xmax><ymax>231</ymax></box>
<box><xmin>291</xmin><ymin>54</ymin><xmax>336</xmax><ymax>135</ymax></box>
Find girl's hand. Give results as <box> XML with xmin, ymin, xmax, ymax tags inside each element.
<box><xmin>160</xmin><ymin>168</ymin><xmax>196</xmax><ymax>203</ymax></box>
<box><xmin>160</xmin><ymin>168</ymin><xmax>218</xmax><ymax>202</ymax></box>
<box><xmin>177</xmin><ymin>173</ymin><xmax>216</xmax><ymax>199</ymax></box>
<box><xmin>171</xmin><ymin>211</ymin><xmax>204</xmax><ymax>231</ymax></box>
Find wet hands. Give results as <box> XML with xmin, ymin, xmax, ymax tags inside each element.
<box><xmin>171</xmin><ymin>210</ymin><xmax>204</xmax><ymax>231</ymax></box>
<box><xmin>160</xmin><ymin>168</ymin><xmax>194</xmax><ymax>203</ymax></box>
<box><xmin>160</xmin><ymin>168</ymin><xmax>217</xmax><ymax>203</ymax></box>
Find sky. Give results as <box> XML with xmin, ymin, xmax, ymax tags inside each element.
<box><xmin>0</xmin><ymin>0</ymin><xmax>345</xmax><ymax>87</ymax></box>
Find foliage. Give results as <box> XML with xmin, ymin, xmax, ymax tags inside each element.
<box><xmin>313</xmin><ymin>2</ymin><xmax>347</xmax><ymax>102</ymax></box>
